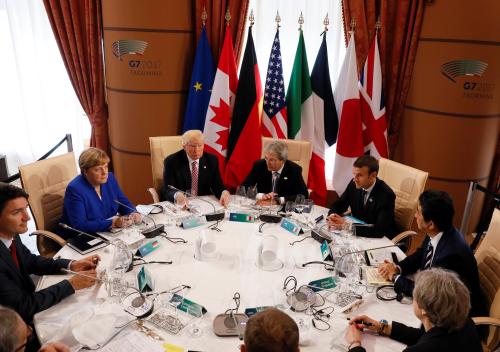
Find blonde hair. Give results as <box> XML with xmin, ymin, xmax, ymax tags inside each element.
<box><xmin>182</xmin><ymin>130</ymin><xmax>204</xmax><ymax>146</ymax></box>
<box><xmin>413</xmin><ymin>268</ymin><xmax>470</xmax><ymax>331</ymax></box>
<box><xmin>78</xmin><ymin>148</ymin><xmax>110</xmax><ymax>171</ymax></box>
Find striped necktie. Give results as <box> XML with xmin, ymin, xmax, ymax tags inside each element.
<box><xmin>423</xmin><ymin>243</ymin><xmax>433</xmax><ymax>269</ymax></box>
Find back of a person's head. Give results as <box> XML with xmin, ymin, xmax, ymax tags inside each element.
<box><xmin>243</xmin><ymin>308</ymin><xmax>299</xmax><ymax>352</ymax></box>
<box><xmin>0</xmin><ymin>182</ymin><xmax>28</xmax><ymax>214</ymax></box>
<box><xmin>0</xmin><ymin>305</ymin><xmax>20</xmax><ymax>352</ymax></box>
<box><xmin>413</xmin><ymin>268</ymin><xmax>470</xmax><ymax>331</ymax></box>
<box><xmin>418</xmin><ymin>189</ymin><xmax>454</xmax><ymax>231</ymax></box>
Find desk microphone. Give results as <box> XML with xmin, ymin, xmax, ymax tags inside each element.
<box><xmin>59</xmin><ymin>223</ymin><xmax>134</xmax><ymax>272</ymax></box>
<box><xmin>113</xmin><ymin>199</ymin><xmax>164</xmax><ymax>238</ymax></box>
<box><xmin>61</xmin><ymin>269</ymin><xmax>153</xmax><ymax>316</ymax></box>
<box><xmin>167</xmin><ymin>185</ymin><xmax>225</xmax><ymax>222</ymax></box>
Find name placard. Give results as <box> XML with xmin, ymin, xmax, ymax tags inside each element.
<box><xmin>308</xmin><ymin>277</ymin><xmax>337</xmax><ymax>292</ymax></box>
<box><xmin>137</xmin><ymin>266</ymin><xmax>154</xmax><ymax>292</ymax></box>
<box><xmin>320</xmin><ymin>240</ymin><xmax>333</xmax><ymax>261</ymax></box>
<box><xmin>281</xmin><ymin>218</ymin><xmax>300</xmax><ymax>235</ymax></box>
<box><xmin>229</xmin><ymin>212</ymin><xmax>256</xmax><ymax>223</ymax></box>
<box><xmin>181</xmin><ymin>216</ymin><xmax>207</xmax><ymax>229</ymax></box>
<box><xmin>136</xmin><ymin>239</ymin><xmax>160</xmax><ymax>257</ymax></box>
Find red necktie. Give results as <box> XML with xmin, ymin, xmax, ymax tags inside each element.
<box><xmin>191</xmin><ymin>161</ymin><xmax>198</xmax><ymax>196</ymax></box>
<box><xmin>9</xmin><ymin>242</ymin><xmax>19</xmax><ymax>269</ymax></box>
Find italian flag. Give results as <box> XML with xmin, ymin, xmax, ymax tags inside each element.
<box><xmin>286</xmin><ymin>29</ymin><xmax>326</xmax><ymax>205</ymax></box>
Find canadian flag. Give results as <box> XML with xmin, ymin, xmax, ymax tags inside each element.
<box><xmin>203</xmin><ymin>24</ymin><xmax>238</xmax><ymax>177</ymax></box>
<box><xmin>332</xmin><ymin>32</ymin><xmax>363</xmax><ymax>196</ymax></box>
<box><xmin>359</xmin><ymin>33</ymin><xmax>388</xmax><ymax>159</ymax></box>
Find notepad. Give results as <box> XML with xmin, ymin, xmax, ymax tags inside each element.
<box><xmin>365</xmin><ymin>266</ymin><xmax>392</xmax><ymax>285</ymax></box>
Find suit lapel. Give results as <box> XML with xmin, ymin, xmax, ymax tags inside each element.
<box><xmin>198</xmin><ymin>155</ymin><xmax>208</xmax><ymax>194</ymax></box>
<box><xmin>180</xmin><ymin>151</ymin><xmax>191</xmax><ymax>191</ymax></box>
<box><xmin>0</xmin><ymin>238</ymin><xmax>26</xmax><ymax>284</ymax></box>
<box><xmin>276</xmin><ymin>161</ymin><xmax>289</xmax><ymax>194</ymax></box>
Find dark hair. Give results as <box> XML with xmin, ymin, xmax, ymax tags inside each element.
<box><xmin>244</xmin><ymin>308</ymin><xmax>299</xmax><ymax>352</ymax></box>
<box><xmin>353</xmin><ymin>155</ymin><xmax>379</xmax><ymax>174</ymax></box>
<box><xmin>0</xmin><ymin>183</ymin><xmax>29</xmax><ymax>214</ymax></box>
<box><xmin>418</xmin><ymin>190</ymin><xmax>454</xmax><ymax>231</ymax></box>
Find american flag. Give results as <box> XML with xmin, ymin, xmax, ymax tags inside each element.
<box><xmin>261</xmin><ymin>30</ymin><xmax>287</xmax><ymax>139</ymax></box>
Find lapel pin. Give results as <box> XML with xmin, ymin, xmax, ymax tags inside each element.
<box><xmin>284</xmin><ymin>177</ymin><xmax>288</xmax><ymax>180</ymax></box>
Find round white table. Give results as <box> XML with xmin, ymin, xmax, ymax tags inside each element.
<box><xmin>34</xmin><ymin>197</ymin><xmax>419</xmax><ymax>351</ymax></box>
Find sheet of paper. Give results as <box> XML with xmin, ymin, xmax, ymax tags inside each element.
<box><xmin>98</xmin><ymin>331</ymin><xmax>164</xmax><ymax>352</ymax></box>
<box><xmin>137</xmin><ymin>204</ymin><xmax>156</xmax><ymax>215</ymax></box>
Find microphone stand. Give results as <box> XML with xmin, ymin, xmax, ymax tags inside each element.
<box><xmin>114</xmin><ymin>199</ymin><xmax>164</xmax><ymax>238</ymax></box>
<box><xmin>59</xmin><ymin>223</ymin><xmax>134</xmax><ymax>272</ymax></box>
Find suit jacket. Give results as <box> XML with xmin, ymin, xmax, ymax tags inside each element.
<box><xmin>163</xmin><ymin>150</ymin><xmax>226</xmax><ymax>202</ymax></box>
<box><xmin>60</xmin><ymin>173</ymin><xmax>135</xmax><ymax>238</ymax></box>
<box><xmin>349</xmin><ymin>319</ymin><xmax>482</xmax><ymax>352</ymax></box>
<box><xmin>0</xmin><ymin>236</ymin><xmax>74</xmax><ymax>323</ymax></box>
<box><xmin>395</xmin><ymin>227</ymin><xmax>484</xmax><ymax>317</ymax></box>
<box><xmin>328</xmin><ymin>179</ymin><xmax>397</xmax><ymax>238</ymax></box>
<box><xmin>242</xmin><ymin>159</ymin><xmax>308</xmax><ymax>203</ymax></box>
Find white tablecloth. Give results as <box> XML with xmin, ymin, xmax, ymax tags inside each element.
<box><xmin>34</xmin><ymin>198</ymin><xmax>419</xmax><ymax>351</ymax></box>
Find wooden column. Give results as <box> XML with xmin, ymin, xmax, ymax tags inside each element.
<box><xmin>102</xmin><ymin>0</ymin><xmax>194</xmax><ymax>204</ymax></box>
<box><xmin>394</xmin><ymin>0</ymin><xmax>500</xmax><ymax>235</ymax></box>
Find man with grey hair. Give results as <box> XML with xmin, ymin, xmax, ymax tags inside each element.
<box><xmin>242</xmin><ymin>140</ymin><xmax>308</xmax><ymax>205</ymax></box>
<box><xmin>163</xmin><ymin>129</ymin><xmax>230</xmax><ymax>206</ymax></box>
<box><xmin>0</xmin><ymin>305</ymin><xmax>69</xmax><ymax>352</ymax></box>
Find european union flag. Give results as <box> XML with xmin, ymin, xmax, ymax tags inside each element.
<box><xmin>182</xmin><ymin>26</ymin><xmax>215</xmax><ymax>132</ymax></box>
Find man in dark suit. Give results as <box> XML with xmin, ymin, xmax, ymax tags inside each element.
<box><xmin>378</xmin><ymin>190</ymin><xmax>484</xmax><ymax>317</ymax></box>
<box><xmin>242</xmin><ymin>140</ymin><xmax>308</xmax><ymax>205</ymax></box>
<box><xmin>0</xmin><ymin>183</ymin><xmax>97</xmax><ymax>324</ymax></box>
<box><xmin>327</xmin><ymin>155</ymin><xmax>396</xmax><ymax>238</ymax></box>
<box><xmin>163</xmin><ymin>130</ymin><xmax>230</xmax><ymax>207</ymax></box>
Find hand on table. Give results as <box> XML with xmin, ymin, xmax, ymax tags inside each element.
<box><xmin>220</xmin><ymin>191</ymin><xmax>231</xmax><ymax>207</ymax></box>
<box><xmin>378</xmin><ymin>260</ymin><xmax>398</xmax><ymax>281</ymax></box>
<box><xmin>68</xmin><ymin>269</ymin><xmax>97</xmax><ymax>291</ymax></box>
<box><xmin>255</xmin><ymin>198</ymin><xmax>278</xmax><ymax>206</ymax></box>
<box><xmin>261</xmin><ymin>192</ymin><xmax>277</xmax><ymax>201</ymax></box>
<box><xmin>112</xmin><ymin>215</ymin><xmax>133</xmax><ymax>228</ymax></box>
<box><xmin>349</xmin><ymin>315</ymin><xmax>380</xmax><ymax>333</ymax></box>
<box><xmin>129</xmin><ymin>212</ymin><xmax>143</xmax><ymax>224</ymax></box>
<box><xmin>39</xmin><ymin>342</ymin><xmax>70</xmax><ymax>352</ymax></box>
<box><xmin>70</xmin><ymin>255</ymin><xmax>101</xmax><ymax>271</ymax></box>
<box><xmin>345</xmin><ymin>324</ymin><xmax>363</xmax><ymax>349</ymax></box>
<box><xmin>175</xmin><ymin>192</ymin><xmax>189</xmax><ymax>210</ymax></box>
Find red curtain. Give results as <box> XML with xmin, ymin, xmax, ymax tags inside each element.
<box><xmin>195</xmin><ymin>0</ymin><xmax>250</xmax><ymax>64</ymax></box>
<box><xmin>341</xmin><ymin>0</ymin><xmax>426</xmax><ymax>157</ymax></box>
<box><xmin>43</xmin><ymin>0</ymin><xmax>109</xmax><ymax>154</ymax></box>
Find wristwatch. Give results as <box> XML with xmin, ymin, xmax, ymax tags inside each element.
<box><xmin>378</xmin><ymin>319</ymin><xmax>388</xmax><ymax>336</ymax></box>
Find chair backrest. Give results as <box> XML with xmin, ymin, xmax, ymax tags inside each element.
<box><xmin>18</xmin><ymin>152</ymin><xmax>78</xmax><ymax>231</ymax></box>
<box><xmin>262</xmin><ymin>137</ymin><xmax>312</xmax><ymax>183</ymax></box>
<box><xmin>377</xmin><ymin>158</ymin><xmax>428</xmax><ymax>231</ymax></box>
<box><xmin>475</xmin><ymin>208</ymin><xmax>500</xmax><ymax>350</ymax></box>
<box><xmin>149</xmin><ymin>136</ymin><xmax>183</xmax><ymax>195</ymax></box>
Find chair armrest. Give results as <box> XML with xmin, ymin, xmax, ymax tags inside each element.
<box><xmin>147</xmin><ymin>187</ymin><xmax>160</xmax><ymax>203</ymax></box>
<box><xmin>30</xmin><ymin>230</ymin><xmax>67</xmax><ymax>247</ymax></box>
<box><xmin>392</xmin><ymin>230</ymin><xmax>417</xmax><ymax>244</ymax></box>
<box><xmin>473</xmin><ymin>317</ymin><xmax>500</xmax><ymax>327</ymax></box>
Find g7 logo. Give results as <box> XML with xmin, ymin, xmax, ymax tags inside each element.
<box><xmin>463</xmin><ymin>82</ymin><xmax>477</xmax><ymax>90</ymax></box>
<box><xmin>129</xmin><ymin>60</ymin><xmax>141</xmax><ymax>68</ymax></box>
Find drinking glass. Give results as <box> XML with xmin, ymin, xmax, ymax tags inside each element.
<box><xmin>235</xmin><ymin>186</ymin><xmax>246</xmax><ymax>205</ymax></box>
<box><xmin>186</xmin><ymin>304</ymin><xmax>203</xmax><ymax>337</ymax></box>
<box><xmin>294</xmin><ymin>195</ymin><xmax>305</xmax><ymax>214</ymax></box>
<box><xmin>111</xmin><ymin>240</ymin><xmax>132</xmax><ymax>275</ymax></box>
<box><xmin>285</xmin><ymin>201</ymin><xmax>294</xmax><ymax>216</ymax></box>
<box><xmin>303</xmin><ymin>199</ymin><xmax>314</xmax><ymax>214</ymax></box>
<box><xmin>246</xmin><ymin>186</ymin><xmax>257</xmax><ymax>205</ymax></box>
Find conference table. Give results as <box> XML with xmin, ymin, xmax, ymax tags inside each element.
<box><xmin>34</xmin><ymin>197</ymin><xmax>419</xmax><ymax>351</ymax></box>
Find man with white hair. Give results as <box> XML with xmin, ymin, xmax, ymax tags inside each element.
<box><xmin>163</xmin><ymin>130</ymin><xmax>230</xmax><ymax>206</ymax></box>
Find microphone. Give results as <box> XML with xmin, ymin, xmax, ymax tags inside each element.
<box><xmin>61</xmin><ymin>269</ymin><xmax>153</xmax><ymax>316</ymax></box>
<box><xmin>114</xmin><ymin>199</ymin><xmax>164</xmax><ymax>238</ymax></box>
<box><xmin>167</xmin><ymin>185</ymin><xmax>225</xmax><ymax>222</ymax></box>
<box><xmin>59</xmin><ymin>223</ymin><xmax>134</xmax><ymax>272</ymax></box>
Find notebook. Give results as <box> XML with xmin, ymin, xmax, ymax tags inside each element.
<box><xmin>67</xmin><ymin>233</ymin><xmax>108</xmax><ymax>255</ymax></box>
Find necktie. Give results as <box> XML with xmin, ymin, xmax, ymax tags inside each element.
<box><xmin>272</xmin><ymin>172</ymin><xmax>279</xmax><ymax>194</ymax></box>
<box><xmin>9</xmin><ymin>242</ymin><xmax>19</xmax><ymax>269</ymax></box>
<box><xmin>359</xmin><ymin>189</ymin><xmax>367</xmax><ymax>209</ymax></box>
<box><xmin>191</xmin><ymin>161</ymin><xmax>198</xmax><ymax>196</ymax></box>
<box><xmin>423</xmin><ymin>243</ymin><xmax>433</xmax><ymax>269</ymax></box>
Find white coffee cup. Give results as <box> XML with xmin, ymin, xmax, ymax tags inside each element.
<box><xmin>261</xmin><ymin>235</ymin><xmax>278</xmax><ymax>264</ymax></box>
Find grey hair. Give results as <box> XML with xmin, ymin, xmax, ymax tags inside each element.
<box><xmin>0</xmin><ymin>305</ymin><xmax>20</xmax><ymax>352</ymax></box>
<box><xmin>182</xmin><ymin>130</ymin><xmax>204</xmax><ymax>146</ymax></box>
<box><xmin>413</xmin><ymin>268</ymin><xmax>470</xmax><ymax>331</ymax></box>
<box><xmin>264</xmin><ymin>140</ymin><xmax>288</xmax><ymax>161</ymax></box>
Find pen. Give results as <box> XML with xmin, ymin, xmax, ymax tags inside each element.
<box><xmin>347</xmin><ymin>318</ymin><xmax>374</xmax><ymax>326</ymax></box>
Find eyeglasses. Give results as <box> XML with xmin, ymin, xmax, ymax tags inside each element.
<box><xmin>15</xmin><ymin>325</ymin><xmax>33</xmax><ymax>352</ymax></box>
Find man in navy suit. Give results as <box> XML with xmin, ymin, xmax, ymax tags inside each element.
<box><xmin>327</xmin><ymin>155</ymin><xmax>397</xmax><ymax>238</ymax></box>
<box><xmin>242</xmin><ymin>140</ymin><xmax>308</xmax><ymax>205</ymax></box>
<box><xmin>0</xmin><ymin>183</ymin><xmax>97</xmax><ymax>324</ymax></box>
<box><xmin>163</xmin><ymin>130</ymin><xmax>231</xmax><ymax>207</ymax></box>
<box><xmin>378</xmin><ymin>190</ymin><xmax>484</xmax><ymax>316</ymax></box>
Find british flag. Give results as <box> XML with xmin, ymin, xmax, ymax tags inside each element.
<box><xmin>359</xmin><ymin>33</ymin><xmax>388</xmax><ymax>159</ymax></box>
<box><xmin>261</xmin><ymin>30</ymin><xmax>287</xmax><ymax>139</ymax></box>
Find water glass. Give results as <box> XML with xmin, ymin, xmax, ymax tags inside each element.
<box><xmin>235</xmin><ymin>186</ymin><xmax>246</xmax><ymax>205</ymax></box>
<box><xmin>246</xmin><ymin>186</ymin><xmax>257</xmax><ymax>204</ymax></box>
<box><xmin>303</xmin><ymin>199</ymin><xmax>314</xmax><ymax>214</ymax></box>
<box><xmin>285</xmin><ymin>201</ymin><xmax>294</xmax><ymax>216</ymax></box>
<box><xmin>295</xmin><ymin>194</ymin><xmax>305</xmax><ymax>214</ymax></box>
<box><xmin>111</xmin><ymin>240</ymin><xmax>132</xmax><ymax>275</ymax></box>
<box><xmin>186</xmin><ymin>304</ymin><xmax>203</xmax><ymax>337</ymax></box>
